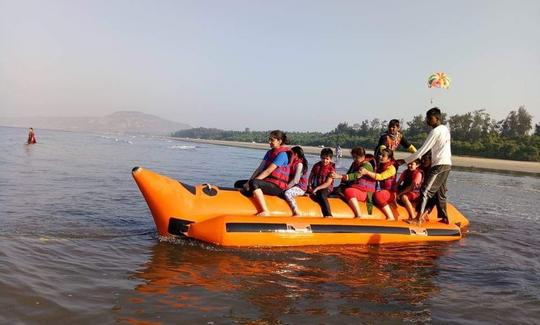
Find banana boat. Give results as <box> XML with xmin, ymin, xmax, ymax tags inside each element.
<box><xmin>132</xmin><ymin>167</ymin><xmax>469</xmax><ymax>247</ymax></box>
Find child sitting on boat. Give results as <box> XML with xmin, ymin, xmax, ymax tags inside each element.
<box><xmin>359</xmin><ymin>148</ymin><xmax>398</xmax><ymax>221</ymax></box>
<box><xmin>396</xmin><ymin>159</ymin><xmax>423</xmax><ymax>220</ymax></box>
<box><xmin>331</xmin><ymin>147</ymin><xmax>377</xmax><ymax>218</ymax></box>
<box><xmin>234</xmin><ymin>130</ymin><xmax>291</xmax><ymax>216</ymax></box>
<box><xmin>283</xmin><ymin>146</ymin><xmax>309</xmax><ymax>216</ymax></box>
<box><xmin>308</xmin><ymin>148</ymin><xmax>335</xmax><ymax>218</ymax></box>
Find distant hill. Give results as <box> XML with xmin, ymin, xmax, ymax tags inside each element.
<box><xmin>0</xmin><ymin>111</ymin><xmax>191</xmax><ymax>135</ymax></box>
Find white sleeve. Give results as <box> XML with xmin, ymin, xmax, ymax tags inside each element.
<box><xmin>405</xmin><ymin>128</ymin><xmax>438</xmax><ymax>164</ymax></box>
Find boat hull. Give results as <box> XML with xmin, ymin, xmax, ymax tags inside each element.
<box><xmin>132</xmin><ymin>167</ymin><xmax>468</xmax><ymax>247</ymax></box>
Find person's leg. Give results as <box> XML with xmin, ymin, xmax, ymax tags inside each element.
<box><xmin>374</xmin><ymin>190</ymin><xmax>395</xmax><ymax>220</ymax></box>
<box><xmin>284</xmin><ymin>187</ymin><xmax>304</xmax><ymax>216</ymax></box>
<box><xmin>316</xmin><ymin>189</ymin><xmax>332</xmax><ymax>217</ymax></box>
<box><xmin>434</xmin><ymin>168</ymin><xmax>450</xmax><ymax>223</ymax></box>
<box><xmin>252</xmin><ymin>188</ymin><xmax>269</xmax><ymax>216</ymax></box>
<box><xmin>234</xmin><ymin>179</ymin><xmax>249</xmax><ymax>189</ymax></box>
<box><xmin>380</xmin><ymin>204</ymin><xmax>396</xmax><ymax>221</ymax></box>
<box><xmin>401</xmin><ymin>194</ymin><xmax>415</xmax><ymax>220</ymax></box>
<box><xmin>344</xmin><ymin>187</ymin><xmax>366</xmax><ymax>218</ymax></box>
<box><xmin>348</xmin><ymin>198</ymin><xmax>361</xmax><ymax>218</ymax></box>
<box><xmin>415</xmin><ymin>165</ymin><xmax>450</xmax><ymax>222</ymax></box>
<box><xmin>249</xmin><ymin>179</ymin><xmax>283</xmax><ymax>216</ymax></box>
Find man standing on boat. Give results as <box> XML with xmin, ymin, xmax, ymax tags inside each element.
<box><xmin>398</xmin><ymin>107</ymin><xmax>451</xmax><ymax>224</ymax></box>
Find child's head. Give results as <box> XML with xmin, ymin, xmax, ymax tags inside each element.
<box><xmin>320</xmin><ymin>148</ymin><xmax>333</xmax><ymax>165</ymax></box>
<box><xmin>388</xmin><ymin>119</ymin><xmax>400</xmax><ymax>134</ymax></box>
<box><xmin>378</xmin><ymin>148</ymin><xmax>393</xmax><ymax>163</ymax></box>
<box><xmin>291</xmin><ymin>146</ymin><xmax>304</xmax><ymax>160</ymax></box>
<box><xmin>408</xmin><ymin>159</ymin><xmax>420</xmax><ymax>171</ymax></box>
<box><xmin>350</xmin><ymin>146</ymin><xmax>366</xmax><ymax>162</ymax></box>
<box><xmin>268</xmin><ymin>130</ymin><xmax>289</xmax><ymax>148</ymax></box>
<box><xmin>421</xmin><ymin>151</ymin><xmax>431</xmax><ymax>167</ymax></box>
<box><xmin>291</xmin><ymin>146</ymin><xmax>308</xmax><ymax>173</ymax></box>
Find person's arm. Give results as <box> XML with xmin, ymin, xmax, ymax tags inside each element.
<box><xmin>287</xmin><ymin>163</ymin><xmax>303</xmax><ymax>188</ymax></box>
<box><xmin>255</xmin><ymin>163</ymin><xmax>278</xmax><ymax>180</ymax></box>
<box><xmin>343</xmin><ymin>163</ymin><xmax>373</xmax><ymax>181</ymax></box>
<box><xmin>400</xmin><ymin>135</ymin><xmax>417</xmax><ymax>153</ymax></box>
<box><xmin>404</xmin><ymin>128</ymin><xmax>439</xmax><ymax>164</ymax></box>
<box><xmin>255</xmin><ymin>151</ymin><xmax>288</xmax><ymax>180</ymax></box>
<box><xmin>397</xmin><ymin>182</ymin><xmax>414</xmax><ymax>196</ymax></box>
<box><xmin>313</xmin><ymin>176</ymin><xmax>333</xmax><ymax>193</ymax></box>
<box><xmin>250</xmin><ymin>160</ymin><xmax>266</xmax><ymax>179</ymax></box>
<box><xmin>307</xmin><ymin>169</ymin><xmax>316</xmax><ymax>192</ymax></box>
<box><xmin>362</xmin><ymin>165</ymin><xmax>396</xmax><ymax>181</ymax></box>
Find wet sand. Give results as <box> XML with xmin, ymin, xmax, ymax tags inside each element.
<box><xmin>174</xmin><ymin>138</ymin><xmax>540</xmax><ymax>175</ymax></box>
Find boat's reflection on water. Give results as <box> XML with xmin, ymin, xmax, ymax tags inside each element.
<box><xmin>117</xmin><ymin>239</ymin><xmax>452</xmax><ymax>324</ymax></box>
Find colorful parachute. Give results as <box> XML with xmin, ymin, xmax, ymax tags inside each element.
<box><xmin>428</xmin><ymin>72</ymin><xmax>451</xmax><ymax>89</ymax></box>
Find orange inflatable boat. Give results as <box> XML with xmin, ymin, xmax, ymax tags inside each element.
<box><xmin>132</xmin><ymin>167</ymin><xmax>469</xmax><ymax>247</ymax></box>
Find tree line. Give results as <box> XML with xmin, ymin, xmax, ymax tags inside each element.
<box><xmin>172</xmin><ymin>106</ymin><xmax>540</xmax><ymax>162</ymax></box>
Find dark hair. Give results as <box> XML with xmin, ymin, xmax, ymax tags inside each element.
<box><xmin>379</xmin><ymin>148</ymin><xmax>394</xmax><ymax>160</ymax></box>
<box><xmin>410</xmin><ymin>158</ymin><xmax>421</xmax><ymax>165</ymax></box>
<box><xmin>426</xmin><ymin>107</ymin><xmax>442</xmax><ymax>120</ymax></box>
<box><xmin>388</xmin><ymin>119</ymin><xmax>400</xmax><ymax>128</ymax></box>
<box><xmin>421</xmin><ymin>151</ymin><xmax>432</xmax><ymax>164</ymax></box>
<box><xmin>269</xmin><ymin>130</ymin><xmax>289</xmax><ymax>145</ymax></box>
<box><xmin>320</xmin><ymin>148</ymin><xmax>333</xmax><ymax>158</ymax></box>
<box><xmin>350</xmin><ymin>146</ymin><xmax>366</xmax><ymax>157</ymax></box>
<box><xmin>291</xmin><ymin>146</ymin><xmax>308</xmax><ymax>174</ymax></box>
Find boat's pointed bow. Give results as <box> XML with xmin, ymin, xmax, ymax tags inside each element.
<box><xmin>132</xmin><ymin>167</ymin><xmax>193</xmax><ymax>236</ymax></box>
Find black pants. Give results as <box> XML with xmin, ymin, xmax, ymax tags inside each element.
<box><xmin>417</xmin><ymin>165</ymin><xmax>451</xmax><ymax>221</ymax></box>
<box><xmin>314</xmin><ymin>188</ymin><xmax>332</xmax><ymax>217</ymax></box>
<box><xmin>234</xmin><ymin>179</ymin><xmax>283</xmax><ymax>196</ymax></box>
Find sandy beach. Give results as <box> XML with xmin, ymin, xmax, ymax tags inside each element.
<box><xmin>175</xmin><ymin>138</ymin><xmax>540</xmax><ymax>175</ymax></box>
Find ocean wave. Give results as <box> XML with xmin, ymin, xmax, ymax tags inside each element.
<box><xmin>168</xmin><ymin>145</ymin><xmax>196</xmax><ymax>150</ymax></box>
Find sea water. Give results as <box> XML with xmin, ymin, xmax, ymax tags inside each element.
<box><xmin>0</xmin><ymin>126</ymin><xmax>539</xmax><ymax>324</ymax></box>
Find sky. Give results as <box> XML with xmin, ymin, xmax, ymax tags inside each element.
<box><xmin>1</xmin><ymin>0</ymin><xmax>539</xmax><ymax>132</ymax></box>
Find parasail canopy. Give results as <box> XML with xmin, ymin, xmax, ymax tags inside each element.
<box><xmin>428</xmin><ymin>72</ymin><xmax>451</xmax><ymax>89</ymax></box>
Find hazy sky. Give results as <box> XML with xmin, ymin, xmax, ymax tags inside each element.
<box><xmin>1</xmin><ymin>0</ymin><xmax>539</xmax><ymax>131</ymax></box>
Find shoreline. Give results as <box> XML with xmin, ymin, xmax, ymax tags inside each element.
<box><xmin>174</xmin><ymin>137</ymin><xmax>540</xmax><ymax>175</ymax></box>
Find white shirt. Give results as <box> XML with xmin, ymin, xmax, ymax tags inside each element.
<box><xmin>405</xmin><ymin>124</ymin><xmax>452</xmax><ymax>166</ymax></box>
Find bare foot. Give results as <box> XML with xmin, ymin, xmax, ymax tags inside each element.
<box><xmin>256</xmin><ymin>211</ymin><xmax>270</xmax><ymax>217</ymax></box>
<box><xmin>324</xmin><ymin>215</ymin><xmax>332</xmax><ymax>218</ymax></box>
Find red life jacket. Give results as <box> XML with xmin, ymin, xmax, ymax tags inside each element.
<box><xmin>290</xmin><ymin>159</ymin><xmax>309</xmax><ymax>191</ymax></box>
<box><xmin>28</xmin><ymin>133</ymin><xmax>37</xmax><ymax>144</ymax></box>
<box><xmin>377</xmin><ymin>160</ymin><xmax>397</xmax><ymax>191</ymax></box>
<box><xmin>263</xmin><ymin>146</ymin><xmax>292</xmax><ymax>190</ymax></box>
<box><xmin>346</xmin><ymin>158</ymin><xmax>376</xmax><ymax>193</ymax></box>
<box><xmin>399</xmin><ymin>168</ymin><xmax>423</xmax><ymax>193</ymax></box>
<box><xmin>310</xmin><ymin>161</ymin><xmax>335</xmax><ymax>192</ymax></box>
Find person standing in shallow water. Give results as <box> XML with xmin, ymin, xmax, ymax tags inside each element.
<box><xmin>397</xmin><ymin>107</ymin><xmax>452</xmax><ymax>224</ymax></box>
<box><xmin>27</xmin><ymin>128</ymin><xmax>37</xmax><ymax>144</ymax></box>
